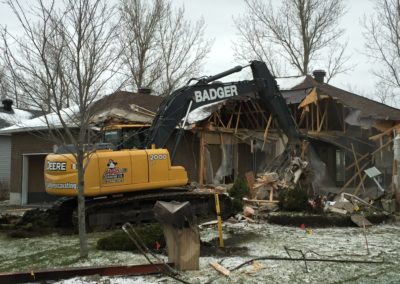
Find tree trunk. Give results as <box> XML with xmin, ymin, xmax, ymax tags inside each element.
<box><xmin>77</xmin><ymin>149</ymin><xmax>88</xmax><ymax>258</ymax></box>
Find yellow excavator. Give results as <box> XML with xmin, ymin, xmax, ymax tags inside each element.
<box><xmin>44</xmin><ymin>60</ymin><xmax>301</xmax><ymax>230</ymax></box>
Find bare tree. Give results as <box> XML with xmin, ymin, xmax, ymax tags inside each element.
<box><xmin>363</xmin><ymin>0</ymin><xmax>400</xmax><ymax>106</ymax></box>
<box><xmin>118</xmin><ymin>0</ymin><xmax>211</xmax><ymax>96</ymax></box>
<box><xmin>233</xmin><ymin>0</ymin><xmax>351</xmax><ymax>81</ymax></box>
<box><xmin>2</xmin><ymin>0</ymin><xmax>121</xmax><ymax>258</ymax></box>
<box><xmin>0</xmin><ymin>65</ymin><xmax>9</xmax><ymax>101</ymax></box>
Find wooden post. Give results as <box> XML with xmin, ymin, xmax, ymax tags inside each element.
<box><xmin>311</xmin><ymin>104</ymin><xmax>314</xmax><ymax>131</ymax></box>
<box><xmin>316</xmin><ymin>101</ymin><xmax>320</xmax><ymax>132</ymax></box>
<box><xmin>234</xmin><ymin>104</ymin><xmax>242</xmax><ymax>134</ymax></box>
<box><xmin>214</xmin><ymin>193</ymin><xmax>224</xmax><ymax>248</ymax></box>
<box><xmin>351</xmin><ymin>143</ymin><xmax>366</xmax><ymax>193</ymax></box>
<box><xmin>339</xmin><ymin>160</ymin><xmax>370</xmax><ymax>193</ymax></box>
<box><xmin>163</xmin><ymin>225</ymin><xmax>200</xmax><ymax>271</ymax></box>
<box><xmin>262</xmin><ymin>115</ymin><xmax>273</xmax><ymax>151</ymax></box>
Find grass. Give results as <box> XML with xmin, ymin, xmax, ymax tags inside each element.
<box><xmin>0</xmin><ymin>231</ymin><xmax>148</xmax><ymax>273</ymax></box>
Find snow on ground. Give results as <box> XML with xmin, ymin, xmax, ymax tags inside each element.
<box><xmin>1</xmin><ymin>221</ymin><xmax>399</xmax><ymax>283</ymax></box>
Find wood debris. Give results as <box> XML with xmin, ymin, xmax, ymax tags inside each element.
<box><xmin>210</xmin><ymin>262</ymin><xmax>230</xmax><ymax>276</ymax></box>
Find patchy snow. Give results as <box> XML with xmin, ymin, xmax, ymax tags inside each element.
<box><xmin>0</xmin><ymin>105</ymin><xmax>79</xmax><ymax>134</ymax></box>
<box><xmin>0</xmin><ymin>108</ymin><xmax>33</xmax><ymax>126</ymax></box>
<box><xmin>276</xmin><ymin>76</ymin><xmax>306</xmax><ymax>91</ymax></box>
<box><xmin>187</xmin><ymin>100</ymin><xmax>226</xmax><ymax>124</ymax></box>
<box><xmin>1</xmin><ymin>221</ymin><xmax>399</xmax><ymax>284</ymax></box>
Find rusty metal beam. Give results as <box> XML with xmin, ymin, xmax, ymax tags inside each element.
<box><xmin>0</xmin><ymin>263</ymin><xmax>174</xmax><ymax>284</ymax></box>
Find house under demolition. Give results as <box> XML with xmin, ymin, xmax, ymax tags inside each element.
<box><xmin>1</xmin><ymin>70</ymin><xmax>400</xmax><ymax>205</ymax></box>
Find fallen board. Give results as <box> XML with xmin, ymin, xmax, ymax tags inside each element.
<box><xmin>351</xmin><ymin>215</ymin><xmax>373</xmax><ymax>227</ymax></box>
<box><xmin>0</xmin><ymin>263</ymin><xmax>174</xmax><ymax>284</ymax></box>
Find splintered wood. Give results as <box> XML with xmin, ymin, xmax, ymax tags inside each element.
<box><xmin>253</xmin><ymin>172</ymin><xmax>279</xmax><ymax>202</ymax></box>
<box><xmin>210</xmin><ymin>262</ymin><xmax>230</xmax><ymax>276</ymax></box>
<box><xmin>245</xmin><ymin>156</ymin><xmax>309</xmax><ymax>207</ymax></box>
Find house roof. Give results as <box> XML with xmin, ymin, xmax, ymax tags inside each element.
<box><xmin>0</xmin><ymin>105</ymin><xmax>80</xmax><ymax>134</ymax></box>
<box><xmin>318</xmin><ymin>84</ymin><xmax>400</xmax><ymax>121</ymax></box>
<box><xmin>0</xmin><ymin>103</ymin><xmax>42</xmax><ymax>130</ymax></box>
<box><xmin>0</xmin><ymin>91</ymin><xmax>165</xmax><ymax>134</ymax></box>
<box><xmin>90</xmin><ymin>91</ymin><xmax>164</xmax><ymax>114</ymax></box>
<box><xmin>279</xmin><ymin>74</ymin><xmax>400</xmax><ymax>121</ymax></box>
<box><xmin>89</xmin><ymin>91</ymin><xmax>165</xmax><ymax>125</ymax></box>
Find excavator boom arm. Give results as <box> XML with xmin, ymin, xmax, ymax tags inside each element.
<box><xmin>145</xmin><ymin>60</ymin><xmax>301</xmax><ymax>149</ymax></box>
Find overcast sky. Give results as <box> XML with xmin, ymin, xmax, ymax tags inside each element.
<box><xmin>177</xmin><ymin>0</ymin><xmax>377</xmax><ymax>96</ymax></box>
<box><xmin>0</xmin><ymin>0</ymin><xmax>380</xmax><ymax>99</ymax></box>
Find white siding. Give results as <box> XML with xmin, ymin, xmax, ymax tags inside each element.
<box><xmin>0</xmin><ymin>135</ymin><xmax>11</xmax><ymax>187</ymax></box>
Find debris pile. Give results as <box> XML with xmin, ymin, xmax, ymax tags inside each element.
<box><xmin>323</xmin><ymin>192</ymin><xmax>391</xmax><ymax>227</ymax></box>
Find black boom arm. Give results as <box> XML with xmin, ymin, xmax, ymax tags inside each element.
<box><xmin>145</xmin><ymin>61</ymin><xmax>301</xmax><ymax>152</ymax></box>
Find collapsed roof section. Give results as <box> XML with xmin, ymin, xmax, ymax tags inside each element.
<box><xmin>90</xmin><ymin>91</ymin><xmax>164</xmax><ymax>126</ymax></box>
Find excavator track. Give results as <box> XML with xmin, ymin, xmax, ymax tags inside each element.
<box><xmin>65</xmin><ymin>189</ymin><xmax>232</xmax><ymax>231</ymax></box>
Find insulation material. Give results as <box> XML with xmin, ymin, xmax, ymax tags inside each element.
<box><xmin>298</xmin><ymin>87</ymin><xmax>318</xmax><ymax>108</ymax></box>
<box><xmin>187</xmin><ymin>100</ymin><xmax>226</xmax><ymax>124</ymax></box>
<box><xmin>298</xmin><ymin>87</ymin><xmax>330</xmax><ymax>109</ymax></box>
<box><xmin>344</xmin><ymin>108</ymin><xmax>374</xmax><ymax>128</ymax></box>
<box><xmin>213</xmin><ymin>143</ymin><xmax>234</xmax><ymax>184</ymax></box>
<box><xmin>91</xmin><ymin>108</ymin><xmax>154</xmax><ymax>125</ymax></box>
<box><xmin>275</xmin><ymin>136</ymin><xmax>287</xmax><ymax>157</ymax></box>
<box><xmin>394</xmin><ymin>134</ymin><xmax>400</xmax><ymax>162</ymax></box>
<box><xmin>204</xmin><ymin>147</ymin><xmax>214</xmax><ymax>184</ymax></box>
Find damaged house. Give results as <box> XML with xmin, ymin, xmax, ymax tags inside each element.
<box><xmin>281</xmin><ymin>71</ymin><xmax>400</xmax><ymax>200</ymax></box>
<box><xmin>1</xmin><ymin>70</ymin><xmax>400</xmax><ymax>206</ymax></box>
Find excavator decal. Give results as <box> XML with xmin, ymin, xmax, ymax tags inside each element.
<box><xmin>102</xmin><ymin>159</ymin><xmax>127</xmax><ymax>183</ymax></box>
<box><xmin>194</xmin><ymin>85</ymin><xmax>238</xmax><ymax>103</ymax></box>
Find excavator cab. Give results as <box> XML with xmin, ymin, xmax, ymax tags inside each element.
<box><xmin>102</xmin><ymin>124</ymin><xmax>150</xmax><ymax>150</ymax></box>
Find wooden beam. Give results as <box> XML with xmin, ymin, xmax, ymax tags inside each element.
<box><xmin>317</xmin><ymin>107</ymin><xmax>327</xmax><ymax>132</ymax></box>
<box><xmin>226</xmin><ymin>113</ymin><xmax>234</xmax><ymax>129</ymax></box>
<box><xmin>234</xmin><ymin>104</ymin><xmax>242</xmax><ymax>134</ymax></box>
<box><xmin>262</xmin><ymin>115</ymin><xmax>273</xmax><ymax>151</ymax></box>
<box><xmin>339</xmin><ymin>160</ymin><xmax>370</xmax><ymax>193</ymax></box>
<box><xmin>316</xmin><ymin>101</ymin><xmax>320</xmax><ymax>132</ymax></box>
<box><xmin>371</xmin><ymin>137</ymin><xmax>393</xmax><ymax>155</ymax></box>
<box><xmin>369</xmin><ymin>123</ymin><xmax>400</xmax><ymax>141</ymax></box>
<box><xmin>244</xmin><ymin>102</ymin><xmax>260</xmax><ymax>129</ymax></box>
<box><xmin>346</xmin><ymin>152</ymin><xmax>369</xmax><ymax>171</ymax></box>
<box><xmin>351</xmin><ymin>143</ymin><xmax>366</xmax><ymax>193</ymax></box>
<box><xmin>353</xmin><ymin>174</ymin><xmax>367</xmax><ymax>196</ymax></box>
<box><xmin>215</xmin><ymin>111</ymin><xmax>226</xmax><ymax>128</ymax></box>
<box><xmin>251</xmin><ymin>100</ymin><xmax>269</xmax><ymax>125</ymax></box>
<box><xmin>311</xmin><ymin>104</ymin><xmax>314</xmax><ymax>131</ymax></box>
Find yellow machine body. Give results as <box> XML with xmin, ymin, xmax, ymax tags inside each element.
<box><xmin>45</xmin><ymin>148</ymin><xmax>188</xmax><ymax>197</ymax></box>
